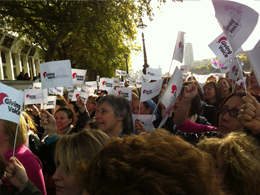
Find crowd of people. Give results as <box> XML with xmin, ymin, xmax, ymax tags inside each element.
<box><xmin>1</xmin><ymin>68</ymin><xmax>260</xmax><ymax>195</ymax></box>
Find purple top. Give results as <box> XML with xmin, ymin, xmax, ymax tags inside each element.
<box><xmin>3</xmin><ymin>145</ymin><xmax>47</xmax><ymax>195</ymax></box>
<box><xmin>177</xmin><ymin>120</ymin><xmax>218</xmax><ymax>134</ymax></box>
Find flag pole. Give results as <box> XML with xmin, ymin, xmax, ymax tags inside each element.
<box><xmin>12</xmin><ymin>124</ymin><xmax>19</xmax><ymax>157</ymax></box>
<box><xmin>235</xmin><ymin>57</ymin><xmax>247</xmax><ymax>94</ymax></box>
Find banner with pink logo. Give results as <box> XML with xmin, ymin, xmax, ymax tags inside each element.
<box><xmin>99</xmin><ymin>78</ymin><xmax>114</xmax><ymax>90</ymax></box>
<box><xmin>66</xmin><ymin>86</ymin><xmax>73</xmax><ymax>91</ymax></box>
<box><xmin>24</xmin><ymin>89</ymin><xmax>47</xmax><ymax>105</ymax></box>
<box><xmin>85</xmin><ymin>81</ymin><xmax>97</xmax><ymax>89</ymax></box>
<box><xmin>247</xmin><ymin>39</ymin><xmax>260</xmax><ymax>88</ymax></box>
<box><xmin>113</xmin><ymin>77</ymin><xmax>120</xmax><ymax>87</ymax></box>
<box><xmin>220</xmin><ymin>60</ymin><xmax>232</xmax><ymax>73</ymax></box>
<box><xmin>146</xmin><ymin>68</ymin><xmax>162</xmax><ymax>81</ymax></box>
<box><xmin>172</xmin><ymin>31</ymin><xmax>185</xmax><ymax>63</ymax></box>
<box><xmin>79</xmin><ymin>87</ymin><xmax>89</xmax><ymax>103</ymax></box>
<box><xmin>212</xmin><ymin>1</ymin><xmax>259</xmax><ymax>53</ymax></box>
<box><xmin>213</xmin><ymin>73</ymin><xmax>225</xmax><ymax>79</ymax></box>
<box><xmin>135</xmin><ymin>79</ymin><xmax>142</xmax><ymax>88</ymax></box>
<box><xmin>72</xmin><ymin>68</ymin><xmax>87</xmax><ymax>85</ymax></box>
<box><xmin>68</xmin><ymin>93</ymin><xmax>73</xmax><ymax>100</ymax></box>
<box><xmin>71</xmin><ymin>90</ymin><xmax>81</xmax><ymax>101</ymax></box>
<box><xmin>161</xmin><ymin>67</ymin><xmax>183</xmax><ymax>109</ymax></box>
<box><xmin>49</xmin><ymin>87</ymin><xmax>64</xmax><ymax>95</ymax></box>
<box><xmin>115</xmin><ymin>87</ymin><xmax>132</xmax><ymax>101</ymax></box>
<box><xmin>40</xmin><ymin>60</ymin><xmax>73</xmax><ymax>89</ymax></box>
<box><xmin>237</xmin><ymin>78</ymin><xmax>246</xmax><ymax>88</ymax></box>
<box><xmin>208</xmin><ymin>32</ymin><xmax>235</xmax><ymax>64</ymax></box>
<box><xmin>132</xmin><ymin>114</ymin><xmax>156</xmax><ymax>133</ymax></box>
<box><xmin>43</xmin><ymin>96</ymin><xmax>57</xmax><ymax>110</ymax></box>
<box><xmin>140</xmin><ymin>79</ymin><xmax>163</xmax><ymax>102</ymax></box>
<box><xmin>182</xmin><ymin>72</ymin><xmax>191</xmax><ymax>80</ymax></box>
<box><xmin>115</xmin><ymin>69</ymin><xmax>126</xmax><ymax>76</ymax></box>
<box><xmin>81</xmin><ymin>86</ymin><xmax>95</xmax><ymax>95</ymax></box>
<box><xmin>228</xmin><ymin>59</ymin><xmax>243</xmax><ymax>81</ymax></box>
<box><xmin>33</xmin><ymin>82</ymin><xmax>42</xmax><ymax>89</ymax></box>
<box><xmin>0</xmin><ymin>83</ymin><xmax>24</xmax><ymax>124</ymax></box>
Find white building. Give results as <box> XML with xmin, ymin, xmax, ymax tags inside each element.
<box><xmin>183</xmin><ymin>43</ymin><xmax>194</xmax><ymax>66</ymax></box>
<box><xmin>0</xmin><ymin>33</ymin><xmax>44</xmax><ymax>80</ymax></box>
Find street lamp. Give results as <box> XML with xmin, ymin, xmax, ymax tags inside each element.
<box><xmin>137</xmin><ymin>18</ymin><xmax>149</xmax><ymax>75</ymax></box>
<box><xmin>124</xmin><ymin>54</ymin><xmax>129</xmax><ymax>74</ymax></box>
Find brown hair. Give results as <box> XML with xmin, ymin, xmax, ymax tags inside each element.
<box><xmin>198</xmin><ymin>132</ymin><xmax>260</xmax><ymax>195</ymax></box>
<box><xmin>55</xmin><ymin>129</ymin><xmax>110</xmax><ymax>176</ymax></box>
<box><xmin>83</xmin><ymin>129</ymin><xmax>226</xmax><ymax>195</ymax></box>
<box><xmin>2</xmin><ymin>116</ymin><xmax>27</xmax><ymax>148</ymax></box>
<box><xmin>203</xmin><ymin>81</ymin><xmax>220</xmax><ymax>104</ymax></box>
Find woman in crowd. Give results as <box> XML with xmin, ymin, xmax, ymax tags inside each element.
<box><xmin>80</xmin><ymin>129</ymin><xmax>226</xmax><ymax>195</ymax></box>
<box><xmin>86</xmin><ymin>94</ymin><xmax>98</xmax><ymax>118</ymax></box>
<box><xmin>173</xmin><ymin>81</ymin><xmax>260</xmax><ymax>139</ymax></box>
<box><xmin>132</xmin><ymin>98</ymin><xmax>157</xmax><ymax>117</ymax></box>
<box><xmin>67</xmin><ymin>98</ymin><xmax>91</xmax><ymax>132</ymax></box>
<box><xmin>203</xmin><ymin>81</ymin><xmax>221</xmax><ymax>107</ymax></box>
<box><xmin>24</xmin><ymin>73</ymin><xmax>31</xmax><ymax>80</ymax></box>
<box><xmin>218</xmin><ymin>78</ymin><xmax>232</xmax><ymax>101</ymax></box>
<box><xmin>198</xmin><ymin>132</ymin><xmax>260</xmax><ymax>195</ymax></box>
<box><xmin>0</xmin><ymin>116</ymin><xmax>46</xmax><ymax>195</ymax></box>
<box><xmin>95</xmin><ymin>94</ymin><xmax>133</xmax><ymax>137</ymax></box>
<box><xmin>54</xmin><ymin>107</ymin><xmax>74</xmax><ymax>135</ymax></box>
<box><xmin>53</xmin><ymin>129</ymin><xmax>110</xmax><ymax>195</ymax></box>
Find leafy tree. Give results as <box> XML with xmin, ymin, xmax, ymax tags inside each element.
<box><xmin>0</xmin><ymin>0</ymin><xmax>182</xmax><ymax>78</ymax></box>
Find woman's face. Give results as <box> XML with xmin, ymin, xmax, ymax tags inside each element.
<box><xmin>219</xmin><ymin>79</ymin><xmax>230</xmax><ymax>92</ymax></box>
<box><xmin>218</xmin><ymin>96</ymin><xmax>243</xmax><ymax>137</ymax></box>
<box><xmin>55</xmin><ymin>111</ymin><xmax>72</xmax><ymax>133</ymax></box>
<box><xmin>53</xmin><ymin>165</ymin><xmax>83</xmax><ymax>195</ymax></box>
<box><xmin>86</xmin><ymin>98</ymin><xmax>96</xmax><ymax>113</ymax></box>
<box><xmin>95</xmin><ymin>102</ymin><xmax>123</xmax><ymax>136</ymax></box>
<box><xmin>204</xmin><ymin>85</ymin><xmax>216</xmax><ymax>100</ymax></box>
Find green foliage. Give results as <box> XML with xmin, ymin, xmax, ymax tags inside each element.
<box><xmin>0</xmin><ymin>0</ymin><xmax>182</xmax><ymax>78</ymax></box>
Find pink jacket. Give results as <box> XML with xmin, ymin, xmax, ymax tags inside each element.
<box><xmin>4</xmin><ymin>145</ymin><xmax>47</xmax><ymax>195</ymax></box>
<box><xmin>177</xmin><ymin>120</ymin><xmax>218</xmax><ymax>134</ymax></box>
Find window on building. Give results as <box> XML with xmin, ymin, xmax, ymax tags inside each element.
<box><xmin>12</xmin><ymin>54</ymin><xmax>16</xmax><ymax>65</ymax></box>
<box><xmin>13</xmin><ymin>67</ymin><xmax>17</xmax><ymax>78</ymax></box>
<box><xmin>3</xmin><ymin>66</ymin><xmax>8</xmax><ymax>79</ymax></box>
<box><xmin>1</xmin><ymin>52</ymin><xmax>6</xmax><ymax>64</ymax></box>
<box><xmin>21</xmin><ymin>56</ymin><xmax>24</xmax><ymax>67</ymax></box>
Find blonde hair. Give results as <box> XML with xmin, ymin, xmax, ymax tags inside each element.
<box><xmin>54</xmin><ymin>129</ymin><xmax>110</xmax><ymax>176</ymax></box>
<box><xmin>197</xmin><ymin>132</ymin><xmax>260</xmax><ymax>195</ymax></box>
<box><xmin>2</xmin><ymin>116</ymin><xmax>27</xmax><ymax>148</ymax></box>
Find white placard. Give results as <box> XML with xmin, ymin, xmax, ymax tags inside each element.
<box><xmin>146</xmin><ymin>68</ymin><xmax>162</xmax><ymax>81</ymax></box>
<box><xmin>115</xmin><ymin>87</ymin><xmax>132</xmax><ymax>101</ymax></box>
<box><xmin>140</xmin><ymin>79</ymin><xmax>163</xmax><ymax>102</ymax></box>
<box><xmin>72</xmin><ymin>68</ymin><xmax>87</xmax><ymax>85</ymax></box>
<box><xmin>43</xmin><ymin>96</ymin><xmax>57</xmax><ymax>109</ymax></box>
<box><xmin>132</xmin><ymin>114</ymin><xmax>156</xmax><ymax>133</ymax></box>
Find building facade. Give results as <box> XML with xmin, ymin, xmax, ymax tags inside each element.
<box><xmin>183</xmin><ymin>43</ymin><xmax>194</xmax><ymax>66</ymax></box>
<box><xmin>0</xmin><ymin>33</ymin><xmax>43</xmax><ymax>80</ymax></box>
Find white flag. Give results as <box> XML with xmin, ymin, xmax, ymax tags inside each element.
<box><xmin>72</xmin><ymin>69</ymin><xmax>87</xmax><ymax>85</ymax></box>
<box><xmin>228</xmin><ymin>59</ymin><xmax>243</xmax><ymax>81</ymax></box>
<box><xmin>68</xmin><ymin>93</ymin><xmax>73</xmax><ymax>100</ymax></box>
<box><xmin>51</xmin><ymin>87</ymin><xmax>64</xmax><ymax>95</ymax></box>
<box><xmin>212</xmin><ymin>0</ymin><xmax>259</xmax><ymax>53</ymax></box>
<box><xmin>33</xmin><ymin>82</ymin><xmax>42</xmax><ymax>89</ymax></box>
<box><xmin>40</xmin><ymin>60</ymin><xmax>73</xmax><ymax>89</ymax></box>
<box><xmin>158</xmin><ymin>101</ymin><xmax>174</xmax><ymax>129</ymax></box>
<box><xmin>99</xmin><ymin>78</ymin><xmax>114</xmax><ymax>90</ymax></box>
<box><xmin>0</xmin><ymin>83</ymin><xmax>24</xmax><ymax>124</ymax></box>
<box><xmin>140</xmin><ymin>79</ymin><xmax>163</xmax><ymax>102</ymax></box>
<box><xmin>71</xmin><ymin>90</ymin><xmax>81</xmax><ymax>101</ymax></box>
<box><xmin>247</xmin><ymin>39</ymin><xmax>260</xmax><ymax>88</ymax></box>
<box><xmin>220</xmin><ymin>60</ymin><xmax>232</xmax><ymax>73</ymax></box>
<box><xmin>208</xmin><ymin>32</ymin><xmax>235</xmax><ymax>64</ymax></box>
<box><xmin>80</xmin><ymin>87</ymin><xmax>89</xmax><ymax>103</ymax></box>
<box><xmin>146</xmin><ymin>68</ymin><xmax>162</xmax><ymax>81</ymax></box>
<box><xmin>172</xmin><ymin>31</ymin><xmax>185</xmax><ymax>63</ymax></box>
<box><xmin>43</xmin><ymin>96</ymin><xmax>57</xmax><ymax>110</ymax></box>
<box><xmin>24</xmin><ymin>89</ymin><xmax>47</xmax><ymax>105</ymax></box>
<box><xmin>115</xmin><ymin>87</ymin><xmax>132</xmax><ymax>101</ymax></box>
<box><xmin>132</xmin><ymin>114</ymin><xmax>156</xmax><ymax>133</ymax></box>
<box><xmin>113</xmin><ymin>77</ymin><xmax>121</xmax><ymax>86</ymax></box>
<box><xmin>161</xmin><ymin>67</ymin><xmax>183</xmax><ymax>109</ymax></box>
<box><xmin>66</xmin><ymin>86</ymin><xmax>73</xmax><ymax>91</ymax></box>
<box><xmin>237</xmin><ymin>78</ymin><xmax>246</xmax><ymax>88</ymax></box>
<box><xmin>85</xmin><ymin>81</ymin><xmax>97</xmax><ymax>89</ymax></box>
<box><xmin>135</xmin><ymin>79</ymin><xmax>142</xmax><ymax>88</ymax></box>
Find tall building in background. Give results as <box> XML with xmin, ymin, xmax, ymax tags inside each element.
<box><xmin>184</xmin><ymin>43</ymin><xmax>194</xmax><ymax>66</ymax></box>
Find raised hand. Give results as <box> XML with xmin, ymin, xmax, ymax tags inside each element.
<box><xmin>182</xmin><ymin>81</ymin><xmax>198</xmax><ymax>102</ymax></box>
<box><xmin>40</xmin><ymin>109</ymin><xmax>57</xmax><ymax>137</ymax></box>
<box><xmin>135</xmin><ymin>118</ymin><xmax>146</xmax><ymax>134</ymax></box>
<box><xmin>5</xmin><ymin>157</ymin><xmax>28</xmax><ymax>192</ymax></box>
<box><xmin>76</xmin><ymin>95</ymin><xmax>86</xmax><ymax>113</ymax></box>
<box><xmin>238</xmin><ymin>92</ymin><xmax>260</xmax><ymax>135</ymax></box>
